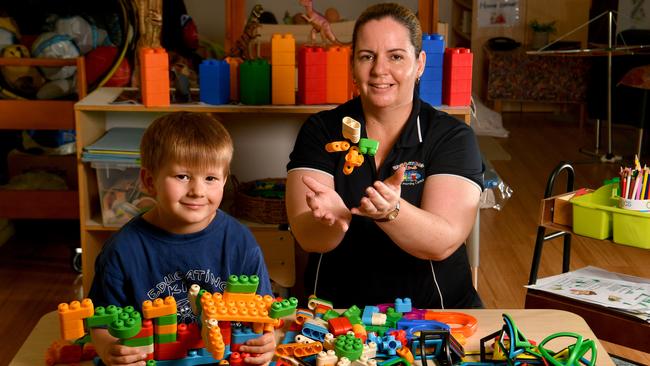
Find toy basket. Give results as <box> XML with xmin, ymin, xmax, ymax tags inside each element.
<box><xmin>231</xmin><ymin>177</ymin><xmax>287</xmax><ymax>224</ymax></box>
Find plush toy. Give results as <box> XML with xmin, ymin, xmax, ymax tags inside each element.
<box><xmin>31</xmin><ymin>32</ymin><xmax>80</xmax><ymax>80</ymax></box>
<box><xmin>0</xmin><ymin>44</ymin><xmax>44</xmax><ymax>97</ymax></box>
<box><xmin>54</xmin><ymin>15</ymin><xmax>110</xmax><ymax>55</ymax></box>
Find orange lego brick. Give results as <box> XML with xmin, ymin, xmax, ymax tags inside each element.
<box><xmin>293</xmin><ymin>342</ymin><xmax>323</xmax><ymax>357</ymax></box>
<box><xmin>142</xmin><ymin>296</ymin><xmax>177</xmax><ymax>319</ymax></box>
<box><xmin>271</xmin><ymin>34</ymin><xmax>296</xmax><ymax>66</ymax></box>
<box><xmin>58</xmin><ymin>299</ymin><xmax>94</xmax><ymax>340</ymax></box>
<box><xmin>222</xmin><ymin>290</ymin><xmax>257</xmax><ymax>303</ymax></box>
<box><xmin>272</xmin><ymin>65</ymin><xmax>296</xmax><ymax>105</ymax></box>
<box><xmin>139</xmin><ymin>47</ymin><xmax>170</xmax><ymax>107</ymax></box>
<box><xmin>225</xmin><ymin>56</ymin><xmax>243</xmax><ymax>102</ymax></box>
<box><xmin>200</xmin><ymin>292</ymin><xmax>278</xmax><ymax>325</ymax></box>
<box><xmin>154</xmin><ymin>323</ymin><xmax>177</xmax><ymax>335</ymax></box>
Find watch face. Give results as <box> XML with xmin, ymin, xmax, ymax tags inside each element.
<box><xmin>387</xmin><ymin>209</ymin><xmax>399</xmax><ymax>220</ymax></box>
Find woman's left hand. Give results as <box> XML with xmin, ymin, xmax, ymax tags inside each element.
<box><xmin>351</xmin><ymin>165</ymin><xmax>406</xmax><ymax>220</ymax></box>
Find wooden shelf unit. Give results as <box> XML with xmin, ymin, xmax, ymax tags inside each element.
<box><xmin>451</xmin><ymin>0</ymin><xmax>473</xmax><ymax>48</ymax></box>
<box><xmin>75</xmin><ymin>87</ymin><xmax>471</xmax><ymax>294</ymax></box>
<box><xmin>0</xmin><ymin>57</ymin><xmax>86</xmax><ymax>219</ymax></box>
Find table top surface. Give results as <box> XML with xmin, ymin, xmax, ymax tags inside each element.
<box><xmin>10</xmin><ymin>308</ymin><xmax>614</xmax><ymax>366</ymax></box>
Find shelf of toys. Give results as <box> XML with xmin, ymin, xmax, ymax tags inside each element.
<box><xmin>0</xmin><ymin>57</ymin><xmax>86</xmax><ymax>219</ymax></box>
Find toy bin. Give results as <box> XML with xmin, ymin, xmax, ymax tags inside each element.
<box><xmin>612</xmin><ymin>201</ymin><xmax>650</xmax><ymax>249</ymax></box>
<box><xmin>92</xmin><ymin>161</ymin><xmax>156</xmax><ymax>227</ymax></box>
<box><xmin>570</xmin><ymin>183</ymin><xmax>618</xmax><ymax>240</ymax></box>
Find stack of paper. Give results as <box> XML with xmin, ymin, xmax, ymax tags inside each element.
<box><xmin>82</xmin><ymin>128</ymin><xmax>145</xmax><ymax>164</ymax></box>
<box><xmin>526</xmin><ymin>266</ymin><xmax>650</xmax><ymax>322</ymax></box>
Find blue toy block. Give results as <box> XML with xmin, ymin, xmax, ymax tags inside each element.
<box><xmin>422</xmin><ymin>34</ymin><xmax>445</xmax><ymax>55</ymax></box>
<box><xmin>154</xmin><ymin>348</ymin><xmax>222</xmax><ymax>365</ymax></box>
<box><xmin>362</xmin><ymin>306</ymin><xmax>379</xmax><ymax>325</ymax></box>
<box><xmin>301</xmin><ymin>320</ymin><xmax>329</xmax><ymax>341</ymax></box>
<box><xmin>199</xmin><ymin>59</ymin><xmax>230</xmax><ymax>105</ymax></box>
<box><xmin>232</xmin><ymin>325</ymin><xmax>263</xmax><ymax>345</ymax></box>
<box><xmin>282</xmin><ymin>330</ymin><xmax>298</xmax><ymax>344</ymax></box>
<box><xmin>381</xmin><ymin>335</ymin><xmax>402</xmax><ymax>356</ymax></box>
<box><xmin>394</xmin><ymin>298</ymin><xmax>412</xmax><ymax>313</ymax></box>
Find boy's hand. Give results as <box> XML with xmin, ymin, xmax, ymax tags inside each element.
<box><xmin>91</xmin><ymin>328</ymin><xmax>148</xmax><ymax>366</ymax></box>
<box><xmin>302</xmin><ymin>175</ymin><xmax>352</xmax><ymax>232</ymax></box>
<box><xmin>239</xmin><ymin>331</ymin><xmax>276</xmax><ymax>365</ymax></box>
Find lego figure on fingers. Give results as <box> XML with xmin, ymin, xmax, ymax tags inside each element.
<box><xmin>286</xmin><ymin>3</ymin><xmax>484</xmax><ymax>309</ymax></box>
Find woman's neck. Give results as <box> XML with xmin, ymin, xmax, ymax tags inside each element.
<box><xmin>363</xmin><ymin>100</ymin><xmax>413</xmax><ymax>130</ymax></box>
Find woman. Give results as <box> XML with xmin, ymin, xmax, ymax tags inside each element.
<box><xmin>286</xmin><ymin>3</ymin><xmax>483</xmax><ymax>309</ymax></box>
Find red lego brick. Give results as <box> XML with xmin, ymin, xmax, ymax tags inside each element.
<box><xmin>328</xmin><ymin>316</ymin><xmax>353</xmax><ymax>336</ymax></box>
<box><xmin>443</xmin><ymin>47</ymin><xmax>473</xmax><ymax>106</ymax></box>
<box><xmin>154</xmin><ymin>341</ymin><xmax>186</xmax><ymax>360</ymax></box>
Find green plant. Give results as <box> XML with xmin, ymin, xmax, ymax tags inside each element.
<box><xmin>529</xmin><ymin>19</ymin><xmax>557</xmax><ymax>33</ymax></box>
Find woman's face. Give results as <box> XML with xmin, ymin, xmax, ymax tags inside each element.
<box><xmin>353</xmin><ymin>17</ymin><xmax>425</xmax><ymax>111</ymax></box>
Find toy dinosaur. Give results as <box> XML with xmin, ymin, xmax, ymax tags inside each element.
<box><xmin>230</xmin><ymin>4</ymin><xmax>264</xmax><ymax>60</ymax></box>
<box><xmin>299</xmin><ymin>0</ymin><xmax>346</xmax><ymax>45</ymax></box>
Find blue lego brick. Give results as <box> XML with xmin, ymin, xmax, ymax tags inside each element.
<box><xmin>282</xmin><ymin>330</ymin><xmax>298</xmax><ymax>344</ymax></box>
<box><xmin>154</xmin><ymin>348</ymin><xmax>224</xmax><ymax>365</ymax></box>
<box><xmin>232</xmin><ymin>325</ymin><xmax>263</xmax><ymax>345</ymax></box>
<box><xmin>421</xmin><ymin>66</ymin><xmax>443</xmax><ymax>82</ymax></box>
<box><xmin>425</xmin><ymin>53</ymin><xmax>444</xmax><ymax>68</ymax></box>
<box><xmin>422</xmin><ymin>33</ymin><xmax>445</xmax><ymax>54</ymax></box>
<box><xmin>199</xmin><ymin>59</ymin><xmax>230</xmax><ymax>105</ymax></box>
<box><xmin>362</xmin><ymin>306</ymin><xmax>379</xmax><ymax>325</ymax></box>
<box><xmin>301</xmin><ymin>320</ymin><xmax>328</xmax><ymax>341</ymax></box>
<box><xmin>394</xmin><ymin>298</ymin><xmax>412</xmax><ymax>313</ymax></box>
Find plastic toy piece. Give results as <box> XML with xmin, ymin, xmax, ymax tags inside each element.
<box><xmin>296</xmin><ymin>308</ymin><xmax>314</xmax><ymax>325</ymax></box>
<box><xmin>394</xmin><ymin>298</ymin><xmax>412</xmax><ymax>313</ymax></box>
<box><xmin>424</xmin><ymin>311</ymin><xmax>477</xmax><ymax>338</ymax></box>
<box><xmin>308</xmin><ymin>295</ymin><xmax>334</xmax><ymax>311</ymax></box>
<box><xmin>381</xmin><ymin>335</ymin><xmax>402</xmax><ymax>356</ymax></box>
<box><xmin>293</xmin><ymin>342</ymin><xmax>324</xmax><ymax>357</ymax></box>
<box><xmin>270</xmin><ymin>297</ymin><xmax>299</xmax><ymax>319</ymax></box>
<box><xmin>343</xmin><ymin>147</ymin><xmax>364</xmax><ymax>175</ymax></box>
<box><xmin>442</xmin><ymin>48</ymin><xmax>473</xmax><ymax>107</ymax></box>
<box><xmin>122</xmin><ymin>319</ymin><xmax>154</xmax><ymax>347</ymax></box>
<box><xmin>226</xmin><ymin>274</ymin><xmax>260</xmax><ymax>293</ymax></box>
<box><xmin>334</xmin><ymin>334</ymin><xmax>363</xmax><ymax>361</ymax></box>
<box><xmin>200</xmin><ymin>291</ymin><xmax>278</xmax><ymax>325</ymax></box>
<box><xmin>232</xmin><ymin>325</ymin><xmax>263</xmax><ymax>347</ymax></box>
<box><xmin>325</xmin><ymin>141</ymin><xmax>351</xmax><ymax>153</ymax></box>
<box><xmin>205</xmin><ymin>319</ymin><xmax>226</xmax><ymax>360</ymax></box>
<box><xmin>361</xmin><ymin>306</ymin><xmax>379</xmax><ymax>325</ymax></box>
<box><xmin>298</xmin><ymin>46</ymin><xmax>327</xmax><ymax>104</ymax></box>
<box><xmin>351</xmin><ymin>355</ymin><xmax>378</xmax><ymax>366</ymax></box>
<box><xmin>371</xmin><ymin>313</ymin><xmax>387</xmax><ymax>326</ymax></box>
<box><xmin>225</xmin><ymin>56</ymin><xmax>243</xmax><ymax>102</ymax></box>
<box><xmin>358</xmin><ymin>138</ymin><xmax>379</xmax><ymax>157</ymax></box>
<box><xmin>271</xmin><ymin>34</ymin><xmax>296</xmax><ymax>105</ymax></box>
<box><xmin>139</xmin><ymin>47</ymin><xmax>170</xmax><ymax>107</ymax></box>
<box><xmin>328</xmin><ymin>316</ymin><xmax>353</xmax><ymax>336</ymax></box>
<box><xmin>200</xmin><ymin>59</ymin><xmax>230</xmax><ymax>105</ymax></box>
<box><xmin>85</xmin><ymin>304</ymin><xmax>121</xmax><ymax>328</ymax></box>
<box><xmin>322</xmin><ymin>309</ymin><xmax>341</xmax><ymax>322</ymax></box>
<box><xmin>316</xmin><ymin>349</ymin><xmax>339</xmax><ymax>366</ymax></box>
<box><xmin>419</xmin><ymin>34</ymin><xmax>445</xmax><ymax>106</ymax></box>
<box><xmin>240</xmin><ymin>58</ymin><xmax>271</xmax><ymax>105</ymax></box>
<box><xmin>377</xmin><ymin>357</ymin><xmax>410</xmax><ymax>366</ymax></box>
<box><xmin>58</xmin><ymin>298</ymin><xmax>94</xmax><ymax>340</ymax></box>
<box><xmin>323</xmin><ymin>332</ymin><xmax>336</xmax><ymax>350</ymax></box>
<box><xmin>384</xmin><ymin>308</ymin><xmax>402</xmax><ymax>329</ymax></box>
<box><xmin>295</xmin><ymin>334</ymin><xmax>316</xmax><ymax>344</ymax></box>
<box><xmin>188</xmin><ymin>284</ymin><xmax>201</xmax><ymax>316</ymax></box>
<box><xmin>342</xmin><ymin>306</ymin><xmax>362</xmax><ymax>325</ymax></box>
<box><xmin>143</xmin><ymin>296</ymin><xmax>177</xmax><ymax>319</ymax></box>
<box><xmin>326</xmin><ymin>46</ymin><xmax>353</xmax><ymax>104</ymax></box>
<box><xmin>395</xmin><ymin>347</ymin><xmax>414</xmax><ymax>364</ymax></box>
<box><xmin>352</xmin><ymin>324</ymin><xmax>367</xmax><ymax>343</ymax></box>
<box><xmin>108</xmin><ymin>307</ymin><xmax>142</xmax><ymax>339</ymax></box>
<box><xmin>362</xmin><ymin>342</ymin><xmax>378</xmax><ymax>359</ymax></box>
<box><xmin>341</xmin><ymin>117</ymin><xmax>361</xmax><ymax>143</ymax></box>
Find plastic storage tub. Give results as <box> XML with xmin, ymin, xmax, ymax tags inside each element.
<box><xmin>570</xmin><ymin>183</ymin><xmax>618</xmax><ymax>240</ymax></box>
<box><xmin>613</xmin><ymin>201</ymin><xmax>650</xmax><ymax>249</ymax></box>
<box><xmin>92</xmin><ymin>161</ymin><xmax>155</xmax><ymax>227</ymax></box>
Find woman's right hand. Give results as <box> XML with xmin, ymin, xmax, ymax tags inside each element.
<box><xmin>302</xmin><ymin>175</ymin><xmax>352</xmax><ymax>232</ymax></box>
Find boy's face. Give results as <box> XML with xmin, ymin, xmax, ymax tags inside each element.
<box><xmin>141</xmin><ymin>162</ymin><xmax>227</xmax><ymax>234</ymax></box>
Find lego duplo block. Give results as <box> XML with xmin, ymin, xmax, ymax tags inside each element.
<box><xmin>358</xmin><ymin>138</ymin><xmax>379</xmax><ymax>156</ymax></box>
<box><xmin>352</xmin><ymin>323</ymin><xmax>367</xmax><ymax>343</ymax></box>
<box><xmin>154</xmin><ymin>323</ymin><xmax>178</xmax><ymax>335</ymax></box>
<box><xmin>200</xmin><ymin>292</ymin><xmax>277</xmax><ymax>324</ymax></box>
<box><xmin>156</xmin><ymin>313</ymin><xmax>178</xmax><ymax>326</ymax></box>
<box><xmin>326</xmin><ymin>46</ymin><xmax>352</xmax><ymax>104</ymax></box>
<box><xmin>296</xmin><ymin>308</ymin><xmax>314</xmax><ymax>325</ymax></box>
<box><xmin>143</xmin><ymin>296</ymin><xmax>177</xmax><ymax>319</ymax></box>
<box><xmin>240</xmin><ymin>59</ymin><xmax>271</xmax><ymax>105</ymax></box>
<box><xmin>271</xmin><ymin>34</ymin><xmax>296</xmax><ymax>66</ymax></box>
<box><xmin>200</xmin><ymin>59</ymin><xmax>230</xmax><ymax>105</ymax></box>
<box><xmin>442</xmin><ymin>47</ymin><xmax>473</xmax><ymax>106</ymax></box>
<box><xmin>121</xmin><ymin>319</ymin><xmax>153</xmax><ymax>347</ymax></box>
<box><xmin>384</xmin><ymin>308</ymin><xmax>402</xmax><ymax>329</ymax></box>
<box><xmin>317</xmin><ymin>349</ymin><xmax>339</xmax><ymax>366</ymax></box>
<box><xmin>232</xmin><ymin>326</ymin><xmax>263</xmax><ymax>345</ymax></box>
<box><xmin>86</xmin><ymin>305</ymin><xmax>121</xmax><ymax>328</ymax></box>
<box><xmin>225</xmin><ymin>274</ymin><xmax>259</xmax><ymax>293</ymax></box>
<box><xmin>139</xmin><ymin>47</ymin><xmax>170</xmax><ymax>107</ymax></box>
<box><xmin>225</xmin><ymin>56</ymin><xmax>243</xmax><ymax>102</ymax></box>
<box><xmin>298</xmin><ymin>45</ymin><xmax>327</xmax><ymax>104</ymax></box>
<box><xmin>58</xmin><ymin>298</ymin><xmax>94</xmax><ymax>340</ymax></box>
<box><xmin>154</xmin><ymin>340</ymin><xmax>186</xmax><ymax>361</ymax></box>
<box><xmin>270</xmin><ymin>297</ymin><xmax>299</xmax><ymax>319</ymax></box>
<box><xmin>322</xmin><ymin>309</ymin><xmax>341</xmax><ymax>322</ymax></box>
<box><xmin>272</xmin><ymin>64</ymin><xmax>296</xmax><ymax>105</ymax></box>
<box><xmin>394</xmin><ymin>298</ymin><xmax>412</xmax><ymax>313</ymax></box>
<box><xmin>342</xmin><ymin>305</ymin><xmax>362</xmax><ymax>325</ymax></box>
<box><xmin>420</xmin><ymin>34</ymin><xmax>445</xmax><ymax>107</ymax></box>
<box><xmin>177</xmin><ymin>323</ymin><xmax>204</xmax><ymax>350</ymax></box>
<box><xmin>334</xmin><ymin>334</ymin><xmax>363</xmax><ymax>361</ymax></box>
<box><xmin>328</xmin><ymin>316</ymin><xmax>353</xmax><ymax>336</ymax></box>
<box><xmin>301</xmin><ymin>318</ymin><xmax>329</xmax><ymax>341</ymax></box>
<box><xmin>108</xmin><ymin>307</ymin><xmax>142</xmax><ymax>339</ymax></box>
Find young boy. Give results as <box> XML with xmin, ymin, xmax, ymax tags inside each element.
<box><xmin>88</xmin><ymin>112</ymin><xmax>276</xmax><ymax>366</ymax></box>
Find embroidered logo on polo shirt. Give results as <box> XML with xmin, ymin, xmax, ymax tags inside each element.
<box><xmin>395</xmin><ymin>161</ymin><xmax>425</xmax><ymax>186</ymax></box>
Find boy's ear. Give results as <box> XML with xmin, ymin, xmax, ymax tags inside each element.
<box><xmin>140</xmin><ymin>168</ymin><xmax>156</xmax><ymax>196</ymax></box>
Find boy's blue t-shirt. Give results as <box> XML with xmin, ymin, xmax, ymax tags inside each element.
<box><xmin>88</xmin><ymin>210</ymin><xmax>273</xmax><ymax>323</ymax></box>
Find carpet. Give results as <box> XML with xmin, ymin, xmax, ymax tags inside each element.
<box><xmin>478</xmin><ymin>135</ymin><xmax>511</xmax><ymax>161</ymax></box>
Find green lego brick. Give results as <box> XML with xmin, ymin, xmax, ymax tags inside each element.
<box><xmin>378</xmin><ymin>357</ymin><xmax>410</xmax><ymax>366</ymax></box>
<box><xmin>154</xmin><ymin>332</ymin><xmax>177</xmax><ymax>344</ymax></box>
<box><xmin>365</xmin><ymin>325</ymin><xmax>389</xmax><ymax>336</ymax></box>
<box><xmin>385</xmin><ymin>308</ymin><xmax>402</xmax><ymax>329</ymax></box>
<box><xmin>146</xmin><ymin>360</ymin><xmax>157</xmax><ymax>366</ymax></box>
<box><xmin>226</xmin><ymin>274</ymin><xmax>260</xmax><ymax>293</ymax></box>
<box><xmin>334</xmin><ymin>333</ymin><xmax>363</xmax><ymax>361</ymax></box>
<box><xmin>122</xmin><ymin>335</ymin><xmax>154</xmax><ymax>347</ymax></box>
<box><xmin>358</xmin><ymin>138</ymin><xmax>379</xmax><ymax>156</ymax></box>
<box><xmin>108</xmin><ymin>307</ymin><xmax>142</xmax><ymax>339</ymax></box>
<box><xmin>196</xmin><ymin>288</ymin><xmax>208</xmax><ymax>313</ymax></box>
<box><xmin>322</xmin><ymin>309</ymin><xmax>341</xmax><ymax>322</ymax></box>
<box><xmin>269</xmin><ymin>297</ymin><xmax>299</xmax><ymax>318</ymax></box>
<box><xmin>86</xmin><ymin>305</ymin><xmax>121</xmax><ymax>328</ymax></box>
<box><xmin>156</xmin><ymin>313</ymin><xmax>178</xmax><ymax>326</ymax></box>
<box><xmin>240</xmin><ymin>59</ymin><xmax>270</xmax><ymax>105</ymax></box>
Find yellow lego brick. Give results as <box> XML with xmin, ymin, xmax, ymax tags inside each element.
<box><xmin>272</xmin><ymin>65</ymin><xmax>296</xmax><ymax>105</ymax></box>
<box><xmin>58</xmin><ymin>298</ymin><xmax>94</xmax><ymax>340</ymax></box>
<box><xmin>271</xmin><ymin>34</ymin><xmax>296</xmax><ymax>66</ymax></box>
<box><xmin>154</xmin><ymin>323</ymin><xmax>178</xmax><ymax>335</ymax></box>
<box><xmin>142</xmin><ymin>296</ymin><xmax>177</xmax><ymax>319</ymax></box>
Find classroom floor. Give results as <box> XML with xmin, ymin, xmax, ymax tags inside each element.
<box><xmin>2</xmin><ymin>110</ymin><xmax>650</xmax><ymax>365</ymax></box>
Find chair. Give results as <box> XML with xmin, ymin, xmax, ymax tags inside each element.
<box><xmin>525</xmin><ymin>161</ymin><xmax>650</xmax><ymax>353</ymax></box>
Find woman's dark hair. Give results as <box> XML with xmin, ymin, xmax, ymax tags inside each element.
<box><xmin>352</xmin><ymin>3</ymin><xmax>423</xmax><ymax>57</ymax></box>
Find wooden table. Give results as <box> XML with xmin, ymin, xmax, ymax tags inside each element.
<box><xmin>10</xmin><ymin>309</ymin><xmax>614</xmax><ymax>365</ymax></box>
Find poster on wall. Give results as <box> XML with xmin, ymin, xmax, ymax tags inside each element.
<box><xmin>477</xmin><ymin>0</ymin><xmax>521</xmax><ymax>27</ymax></box>
<box><xmin>617</xmin><ymin>0</ymin><xmax>650</xmax><ymax>34</ymax></box>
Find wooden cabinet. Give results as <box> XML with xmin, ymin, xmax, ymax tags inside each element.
<box><xmin>451</xmin><ymin>0</ymin><xmax>473</xmax><ymax>48</ymax></box>
<box><xmin>0</xmin><ymin>57</ymin><xmax>86</xmax><ymax>219</ymax></box>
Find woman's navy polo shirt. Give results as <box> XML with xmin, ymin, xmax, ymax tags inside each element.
<box><xmin>287</xmin><ymin>96</ymin><xmax>484</xmax><ymax>309</ymax></box>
